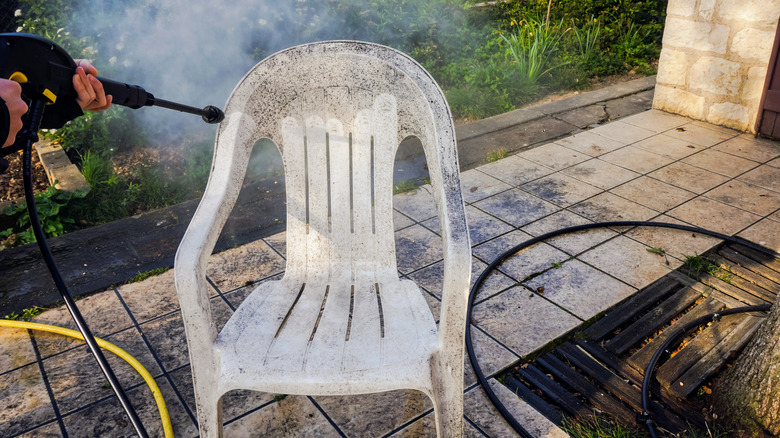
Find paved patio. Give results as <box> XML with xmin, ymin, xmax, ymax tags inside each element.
<box><xmin>2</xmin><ymin>109</ymin><xmax>779</xmax><ymax>437</ymax></box>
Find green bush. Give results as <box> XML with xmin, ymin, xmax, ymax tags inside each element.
<box><xmin>1</xmin><ymin>184</ymin><xmax>87</xmax><ymax>247</ymax></box>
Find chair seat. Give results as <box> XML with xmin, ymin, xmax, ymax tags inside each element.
<box><xmin>215</xmin><ymin>275</ymin><xmax>439</xmax><ymax>395</ymax></box>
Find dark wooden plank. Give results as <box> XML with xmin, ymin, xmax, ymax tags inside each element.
<box><xmin>629</xmin><ymin>297</ymin><xmax>726</xmax><ymax>371</ymax></box>
<box><xmin>607</xmin><ymin>286</ymin><xmax>702</xmax><ymax>355</ymax></box>
<box><xmin>710</xmin><ymin>253</ymin><xmax>780</xmax><ymax>297</ymax></box>
<box><xmin>736</xmin><ymin>244</ymin><xmax>780</xmax><ymax>272</ymax></box>
<box><xmin>667</xmin><ymin>270</ymin><xmax>745</xmax><ymax>309</ymax></box>
<box><xmin>584</xmin><ymin>276</ymin><xmax>680</xmax><ymax>340</ymax></box>
<box><xmin>726</xmin><ymin>245</ymin><xmax>780</xmax><ymax>281</ymax></box>
<box><xmin>575</xmin><ymin>339</ymin><xmax>705</xmax><ymax>427</ymax></box>
<box><xmin>516</xmin><ymin>365</ymin><xmax>591</xmax><ymax>418</ymax></box>
<box><xmin>557</xmin><ymin>344</ymin><xmax>688</xmax><ymax>433</ymax></box>
<box><xmin>502</xmin><ymin>373</ymin><xmax>564</xmax><ymax>425</ymax></box>
<box><xmin>670</xmin><ymin>314</ymin><xmax>766</xmax><ymax>398</ymax></box>
<box><xmin>656</xmin><ymin>313</ymin><xmax>748</xmax><ymax>389</ymax></box>
<box><xmin>537</xmin><ymin>352</ymin><xmax>638</xmax><ymax>426</ymax></box>
<box><xmin>698</xmin><ymin>273</ymin><xmax>769</xmax><ymax>306</ymax></box>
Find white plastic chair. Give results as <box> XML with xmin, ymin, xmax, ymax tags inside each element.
<box><xmin>174</xmin><ymin>41</ymin><xmax>471</xmax><ymax>437</ymax></box>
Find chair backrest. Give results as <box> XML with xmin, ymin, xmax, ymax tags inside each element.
<box><xmin>217</xmin><ymin>41</ymin><xmax>460</xmax><ymax>284</ymax></box>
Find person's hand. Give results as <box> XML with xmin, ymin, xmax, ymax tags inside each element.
<box><xmin>0</xmin><ymin>78</ymin><xmax>29</xmax><ymax>147</ymax></box>
<box><xmin>73</xmin><ymin>59</ymin><xmax>112</xmax><ymax>112</ymax></box>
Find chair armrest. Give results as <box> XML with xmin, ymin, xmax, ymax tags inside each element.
<box><xmin>174</xmin><ymin>112</ymin><xmax>255</xmax><ymax>350</ymax></box>
<box><xmin>435</xmin><ymin>170</ymin><xmax>472</xmax><ymax>348</ymax></box>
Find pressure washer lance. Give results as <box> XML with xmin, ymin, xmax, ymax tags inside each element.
<box><xmin>1</xmin><ymin>32</ymin><xmax>225</xmax><ymax>437</ymax></box>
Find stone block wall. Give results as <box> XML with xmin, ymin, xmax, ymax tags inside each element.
<box><xmin>654</xmin><ymin>0</ymin><xmax>780</xmax><ymax>132</ymax></box>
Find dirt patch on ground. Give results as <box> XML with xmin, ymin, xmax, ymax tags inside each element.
<box><xmin>0</xmin><ymin>148</ymin><xmax>49</xmax><ymax>203</ymax></box>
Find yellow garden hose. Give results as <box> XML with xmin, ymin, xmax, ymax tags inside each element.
<box><xmin>0</xmin><ymin>319</ymin><xmax>173</xmax><ymax>438</ymax></box>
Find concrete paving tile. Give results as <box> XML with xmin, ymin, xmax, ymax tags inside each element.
<box><xmin>477</xmin><ymin>155</ymin><xmax>556</xmax><ymax>186</ymax></box>
<box><xmin>43</xmin><ymin>327</ymin><xmax>160</xmax><ymax>414</ymax></box>
<box><xmin>562</xmin><ymin>158</ymin><xmax>640</xmax><ymax>190</ymax></box>
<box><xmin>386</xmin><ymin>412</ymin><xmax>485</xmax><ymax>437</ymax></box>
<box><xmin>705</xmin><ymin>180</ymin><xmax>780</xmax><ymax>216</ymax></box>
<box><xmin>521</xmin><ymin>210</ymin><xmax>618</xmax><ymax>256</ymax></box>
<box><xmin>394</xmin><ymin>210</ymin><xmax>415</xmax><ymax>230</ymax></box>
<box><xmin>262</xmin><ymin>230</ymin><xmax>287</xmax><ymax>258</ymax></box>
<box><xmin>167</xmin><ymin>365</ymin><xmax>274</xmax><ymax>425</ymax></box>
<box><xmin>519</xmin><ymin>143</ymin><xmax>591</xmax><ymax>171</ymax></box>
<box><xmin>632</xmin><ymin>133</ymin><xmax>703</xmax><ymax>160</ymax></box>
<box><xmin>141</xmin><ymin>298</ymin><xmax>232</xmax><ymax>372</ymax></box>
<box><xmin>610</xmin><ymin>176</ymin><xmax>697</xmax><ymax>212</ymax></box>
<box><xmin>713</xmin><ymin>134</ymin><xmax>780</xmax><ymax>163</ymax></box>
<box><xmin>0</xmin><ymin>326</ymin><xmax>36</xmax><ymax>374</ymax></box>
<box><xmin>464</xmin><ymin>381</ymin><xmax>567</xmax><ymax>438</ymax></box>
<box><xmin>667</xmin><ymin>197</ymin><xmax>762</xmax><ymax>236</ymax></box>
<box><xmin>770</xmin><ymin>209</ymin><xmax>780</xmax><ymax>222</ymax></box>
<box><xmin>406</xmin><ymin>256</ymin><xmax>515</xmax><ymax>305</ymax></box>
<box><xmin>619</xmin><ymin>109</ymin><xmax>689</xmax><ymax>132</ymax></box>
<box><xmin>62</xmin><ymin>376</ymin><xmax>198</xmax><ymax>438</ymax></box>
<box><xmin>737</xmin><ymin>218</ymin><xmax>780</xmax><ymax>252</ymax></box>
<box><xmin>315</xmin><ymin>390</ymin><xmax>430</xmax><ymax>437</ymax></box>
<box><xmin>393</xmin><ymin>186</ymin><xmax>438</xmax><ymax>222</ymax></box>
<box><xmin>493</xmin><ymin>242</ymin><xmax>570</xmax><ymax>284</ymax></box>
<box><xmin>471</xmin><ymin>229</ymin><xmax>534</xmax><ymax>264</ymax></box>
<box><xmin>206</xmin><ymin>239</ymin><xmax>287</xmax><ymax>292</ymax></box>
<box><xmin>31</xmin><ymin>290</ymin><xmax>134</xmax><ymax>358</ymax></box>
<box><xmin>225</xmin><ymin>396</ymin><xmax>341</xmax><ymax>437</ymax></box>
<box><xmin>648</xmin><ymin>161</ymin><xmax>730</xmax><ymax>194</ymax></box>
<box><xmin>525</xmin><ymin>259</ymin><xmax>636</xmax><ymax>319</ymax></box>
<box><xmin>662</xmin><ymin>123</ymin><xmax>738</xmax><ymax>146</ymax></box>
<box><xmin>682</xmin><ymin>149</ymin><xmax>759</xmax><ymax>178</ymax></box>
<box><xmin>15</xmin><ymin>421</ymin><xmax>62</xmax><ymax>437</ymax></box>
<box><xmin>555</xmin><ymin>131</ymin><xmax>626</xmax><ymax>157</ymax></box>
<box><xmin>471</xmin><ymin>286</ymin><xmax>581</xmax><ymax>357</ymax></box>
<box><xmin>589</xmin><ymin>121</ymin><xmax>655</xmax><ymax>144</ymax></box>
<box><xmin>0</xmin><ymin>363</ymin><xmax>56</xmax><ymax>437</ymax></box>
<box><xmin>599</xmin><ymin>145</ymin><xmax>675</xmax><ymax>174</ymax></box>
<box><xmin>460</xmin><ymin>168</ymin><xmax>513</xmax><ymax>204</ymax></box>
<box><xmin>423</xmin><ymin>205</ymin><xmax>515</xmax><ymax>246</ymax></box>
<box><xmin>737</xmin><ymin>164</ymin><xmax>780</xmax><ymax>193</ymax></box>
<box><xmin>520</xmin><ymin>173</ymin><xmax>603</xmax><ymax>207</ymax></box>
<box><xmin>474</xmin><ymin>188</ymin><xmax>560</xmax><ymax>227</ymax></box>
<box><xmin>117</xmin><ymin>269</ymin><xmax>180</xmax><ymax>324</ymax></box>
<box><xmin>569</xmin><ymin>192</ymin><xmax>659</xmax><ymax>222</ymax></box>
<box><xmin>768</xmin><ymin>157</ymin><xmax>780</xmax><ymax>168</ymax></box>
<box><xmin>465</xmin><ymin>325</ymin><xmax>520</xmax><ymax>388</ymax></box>
<box><xmin>395</xmin><ymin>224</ymin><xmax>444</xmax><ymax>274</ymax></box>
<box><xmin>578</xmin><ymin>236</ymin><xmax>676</xmax><ymax>289</ymax></box>
<box><xmin>222</xmin><ymin>273</ymin><xmax>284</xmax><ymax>310</ymax></box>
<box><xmin>623</xmin><ymin>216</ymin><xmax>722</xmax><ymax>262</ymax></box>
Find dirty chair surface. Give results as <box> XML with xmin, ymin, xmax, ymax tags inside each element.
<box><xmin>174</xmin><ymin>40</ymin><xmax>471</xmax><ymax>437</ymax></box>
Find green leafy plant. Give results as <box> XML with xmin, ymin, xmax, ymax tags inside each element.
<box><xmin>501</xmin><ymin>17</ymin><xmax>570</xmax><ymax>83</ymax></box>
<box><xmin>682</xmin><ymin>254</ymin><xmax>733</xmax><ymax>284</ymax></box>
<box><xmin>393</xmin><ymin>179</ymin><xmax>419</xmax><ymax>195</ymax></box>
<box><xmin>486</xmin><ymin>148</ymin><xmax>508</xmax><ymax>163</ymax></box>
<box><xmin>3</xmin><ymin>306</ymin><xmax>43</xmax><ymax>320</ymax></box>
<box><xmin>127</xmin><ymin>267</ymin><xmax>171</xmax><ymax>284</ymax></box>
<box><xmin>561</xmin><ymin>414</ymin><xmax>644</xmax><ymax>438</ymax></box>
<box><xmin>1</xmin><ymin>184</ymin><xmax>87</xmax><ymax>247</ymax></box>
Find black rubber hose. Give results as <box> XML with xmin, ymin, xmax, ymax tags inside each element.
<box><xmin>640</xmin><ymin>304</ymin><xmax>771</xmax><ymax>438</ymax></box>
<box><xmin>21</xmin><ymin>100</ymin><xmax>149</xmax><ymax>438</ymax></box>
<box><xmin>466</xmin><ymin>220</ymin><xmax>779</xmax><ymax>438</ymax></box>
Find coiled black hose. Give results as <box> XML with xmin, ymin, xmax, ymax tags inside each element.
<box><xmin>466</xmin><ymin>220</ymin><xmax>779</xmax><ymax>437</ymax></box>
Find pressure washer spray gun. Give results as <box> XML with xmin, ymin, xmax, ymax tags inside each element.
<box><xmin>0</xmin><ymin>32</ymin><xmax>225</xmax><ymax>172</ymax></box>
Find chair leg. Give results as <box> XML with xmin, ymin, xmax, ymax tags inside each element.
<box><xmin>430</xmin><ymin>358</ymin><xmax>464</xmax><ymax>437</ymax></box>
<box><xmin>193</xmin><ymin>383</ymin><xmax>224</xmax><ymax>438</ymax></box>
